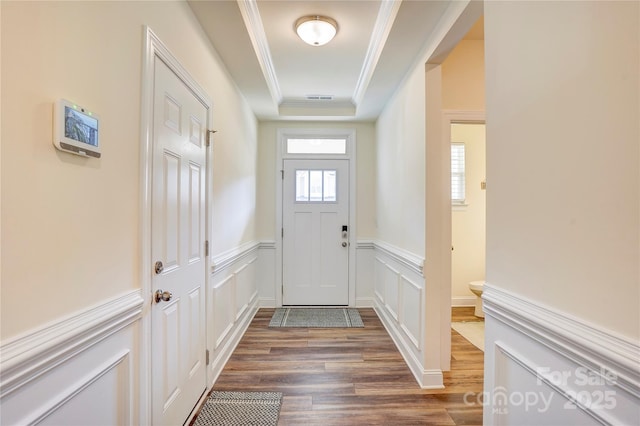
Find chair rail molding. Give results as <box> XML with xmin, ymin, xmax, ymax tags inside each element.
<box><xmin>0</xmin><ymin>289</ymin><xmax>143</xmax><ymax>398</ymax></box>
<box><xmin>211</xmin><ymin>240</ymin><xmax>261</xmax><ymax>275</ymax></box>
<box><xmin>483</xmin><ymin>284</ymin><xmax>640</xmax><ymax>425</ymax></box>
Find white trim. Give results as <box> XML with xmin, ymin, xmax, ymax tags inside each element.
<box><xmin>237</xmin><ymin>0</ymin><xmax>282</xmax><ymax>106</ymax></box>
<box><xmin>494</xmin><ymin>341</ymin><xmax>622</xmax><ymax>425</ymax></box>
<box><xmin>452</xmin><ymin>296</ymin><xmax>476</xmax><ymax>307</ymax></box>
<box><xmin>24</xmin><ymin>351</ymin><xmax>132</xmax><ymax>426</ymax></box>
<box><xmin>375</xmin><ymin>303</ymin><xmax>444</xmax><ymax>389</ymax></box>
<box><xmin>259</xmin><ymin>240</ymin><xmax>276</xmax><ymax>250</ymax></box>
<box><xmin>483</xmin><ymin>284</ymin><xmax>640</xmax><ymax>399</ymax></box>
<box><xmin>211</xmin><ymin>241</ymin><xmax>260</xmax><ymax>275</ymax></box>
<box><xmin>370</xmin><ymin>242</ymin><xmax>440</xmax><ymax>388</ymax></box>
<box><xmin>356</xmin><ymin>240</ymin><xmax>375</xmax><ymax>250</ymax></box>
<box><xmin>275</xmin><ymin>128</ymin><xmax>357</xmax><ymax>307</ymax></box>
<box><xmin>351</xmin><ymin>0</ymin><xmax>402</xmax><ymax>107</ymax></box>
<box><xmin>0</xmin><ymin>290</ymin><xmax>142</xmax><ymax>399</ymax></box>
<box><xmin>139</xmin><ymin>26</ymin><xmax>213</xmax><ymax>426</ymax></box>
<box><xmin>208</xmin><ymin>304</ymin><xmax>258</xmax><ymax>387</ymax></box>
<box><xmin>399</xmin><ymin>275</ymin><xmax>423</xmax><ymax>350</ymax></box>
<box><xmin>370</xmin><ymin>240</ymin><xmax>424</xmax><ymax>276</ymax></box>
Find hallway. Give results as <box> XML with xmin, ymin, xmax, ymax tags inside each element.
<box><xmin>196</xmin><ymin>308</ymin><xmax>484</xmax><ymax>425</ymax></box>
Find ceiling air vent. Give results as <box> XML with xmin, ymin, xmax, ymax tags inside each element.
<box><xmin>305</xmin><ymin>95</ymin><xmax>334</xmax><ymax>101</ymax></box>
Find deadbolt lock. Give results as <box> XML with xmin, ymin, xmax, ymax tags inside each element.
<box><xmin>154</xmin><ymin>261</ymin><xmax>164</xmax><ymax>274</ymax></box>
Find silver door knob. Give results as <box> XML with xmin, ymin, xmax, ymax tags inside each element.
<box><xmin>154</xmin><ymin>261</ymin><xmax>164</xmax><ymax>274</ymax></box>
<box><xmin>342</xmin><ymin>242</ymin><xmax>348</xmax><ymax>247</ymax></box>
<box><xmin>155</xmin><ymin>289</ymin><xmax>173</xmax><ymax>303</ymax></box>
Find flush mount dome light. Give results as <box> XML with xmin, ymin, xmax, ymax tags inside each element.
<box><xmin>295</xmin><ymin>15</ymin><xmax>338</xmax><ymax>46</ymax></box>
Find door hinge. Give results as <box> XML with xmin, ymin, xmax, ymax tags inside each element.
<box><xmin>205</xmin><ymin>240</ymin><xmax>209</xmax><ymax>257</ymax></box>
<box><xmin>206</xmin><ymin>130</ymin><xmax>217</xmax><ymax>147</ymax></box>
<box><xmin>206</xmin><ymin>349</ymin><xmax>210</xmax><ymax>366</ymax></box>
<box><xmin>281</xmin><ymin>227</ymin><xmax>284</xmax><ymax>238</ymax></box>
<box><xmin>281</xmin><ymin>170</ymin><xmax>284</xmax><ymax>180</ymax></box>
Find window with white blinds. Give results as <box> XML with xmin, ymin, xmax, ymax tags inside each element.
<box><xmin>451</xmin><ymin>143</ymin><xmax>465</xmax><ymax>204</ymax></box>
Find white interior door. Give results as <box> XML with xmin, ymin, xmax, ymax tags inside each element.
<box><xmin>151</xmin><ymin>56</ymin><xmax>207</xmax><ymax>426</ymax></box>
<box><xmin>283</xmin><ymin>159</ymin><xmax>349</xmax><ymax>305</ymax></box>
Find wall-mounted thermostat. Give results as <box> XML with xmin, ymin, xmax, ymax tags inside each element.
<box><xmin>53</xmin><ymin>99</ymin><xmax>101</xmax><ymax>158</ymax></box>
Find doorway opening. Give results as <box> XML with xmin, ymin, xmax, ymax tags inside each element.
<box><xmin>449</xmin><ymin>121</ymin><xmax>486</xmax><ymax>311</ymax></box>
<box><xmin>448</xmin><ymin>119</ymin><xmax>486</xmax><ymax>352</ymax></box>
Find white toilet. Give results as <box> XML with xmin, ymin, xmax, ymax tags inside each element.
<box><xmin>468</xmin><ymin>281</ymin><xmax>485</xmax><ymax>318</ymax></box>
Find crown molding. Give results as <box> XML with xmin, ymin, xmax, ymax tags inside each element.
<box><xmin>237</xmin><ymin>0</ymin><xmax>282</xmax><ymax>105</ymax></box>
<box><xmin>351</xmin><ymin>0</ymin><xmax>402</xmax><ymax>108</ymax></box>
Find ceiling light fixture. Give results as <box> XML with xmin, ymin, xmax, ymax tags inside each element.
<box><xmin>295</xmin><ymin>15</ymin><xmax>338</xmax><ymax>46</ymax></box>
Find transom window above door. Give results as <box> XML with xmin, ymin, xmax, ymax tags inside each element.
<box><xmin>287</xmin><ymin>138</ymin><xmax>347</xmax><ymax>155</ymax></box>
<box><xmin>295</xmin><ymin>169</ymin><xmax>337</xmax><ymax>202</ymax></box>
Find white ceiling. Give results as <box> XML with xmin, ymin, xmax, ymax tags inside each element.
<box><xmin>187</xmin><ymin>1</ymin><xmax>464</xmax><ymax>121</ymax></box>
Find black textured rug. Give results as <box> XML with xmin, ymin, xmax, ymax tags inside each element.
<box><xmin>193</xmin><ymin>391</ymin><xmax>282</xmax><ymax>426</ymax></box>
<box><xmin>268</xmin><ymin>307</ymin><xmax>364</xmax><ymax>328</ymax></box>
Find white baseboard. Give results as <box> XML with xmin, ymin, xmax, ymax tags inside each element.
<box><xmin>375</xmin><ymin>302</ymin><xmax>443</xmax><ymax>389</ymax></box>
<box><xmin>356</xmin><ymin>297</ymin><xmax>375</xmax><ymax>307</ymax></box>
<box><xmin>452</xmin><ymin>296</ymin><xmax>476</xmax><ymax>307</ymax></box>
<box><xmin>258</xmin><ymin>297</ymin><xmax>277</xmax><ymax>307</ymax></box>
<box><xmin>207</xmin><ymin>301</ymin><xmax>258</xmax><ymax>387</ymax></box>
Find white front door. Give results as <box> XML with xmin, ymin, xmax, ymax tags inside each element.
<box><xmin>151</xmin><ymin>56</ymin><xmax>207</xmax><ymax>426</ymax></box>
<box><xmin>283</xmin><ymin>159</ymin><xmax>349</xmax><ymax>305</ymax></box>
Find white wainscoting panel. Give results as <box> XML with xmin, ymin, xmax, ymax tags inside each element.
<box><xmin>0</xmin><ymin>290</ymin><xmax>143</xmax><ymax>426</ymax></box>
<box><xmin>400</xmin><ymin>276</ymin><xmax>422</xmax><ymax>350</ymax></box>
<box><xmin>355</xmin><ymin>241</ymin><xmax>375</xmax><ymax>307</ymax></box>
<box><xmin>234</xmin><ymin>257</ymin><xmax>258</xmax><ymax>320</ymax></box>
<box><xmin>483</xmin><ymin>284</ymin><xmax>640</xmax><ymax>425</ymax></box>
<box><xmin>382</xmin><ymin>261</ymin><xmax>400</xmax><ymax>321</ymax></box>
<box><xmin>212</xmin><ymin>275</ymin><xmax>235</xmax><ymax>349</ymax></box>
<box><xmin>374</xmin><ymin>256</ymin><xmax>386</xmax><ymax>302</ymax></box>
<box><xmin>207</xmin><ymin>242</ymin><xmax>260</xmax><ymax>386</ymax></box>
<box><xmin>257</xmin><ymin>241</ymin><xmax>276</xmax><ymax>307</ymax></box>
<box><xmin>367</xmin><ymin>241</ymin><xmax>443</xmax><ymax>389</ymax></box>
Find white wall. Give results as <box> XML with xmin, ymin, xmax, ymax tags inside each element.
<box><xmin>372</xmin><ymin>58</ymin><xmax>440</xmax><ymax>386</ymax></box>
<box><xmin>485</xmin><ymin>0</ymin><xmax>639</xmax><ymax>340</ymax></box>
<box><xmin>1</xmin><ymin>0</ymin><xmax>257</xmax><ymax>340</ymax></box>
<box><xmin>375</xmin><ymin>65</ymin><xmax>426</xmax><ymax>257</ymax></box>
<box><xmin>483</xmin><ymin>1</ymin><xmax>639</xmax><ymax>423</ymax></box>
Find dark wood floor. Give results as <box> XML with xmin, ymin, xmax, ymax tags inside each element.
<box><xmin>196</xmin><ymin>307</ymin><xmax>484</xmax><ymax>425</ymax></box>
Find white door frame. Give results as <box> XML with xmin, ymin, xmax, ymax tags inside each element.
<box><xmin>139</xmin><ymin>27</ymin><xmax>213</xmax><ymax>425</ymax></box>
<box><xmin>275</xmin><ymin>128</ymin><xmax>357</xmax><ymax>307</ymax></box>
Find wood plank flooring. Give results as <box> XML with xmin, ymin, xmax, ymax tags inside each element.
<box><xmin>198</xmin><ymin>308</ymin><xmax>484</xmax><ymax>425</ymax></box>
